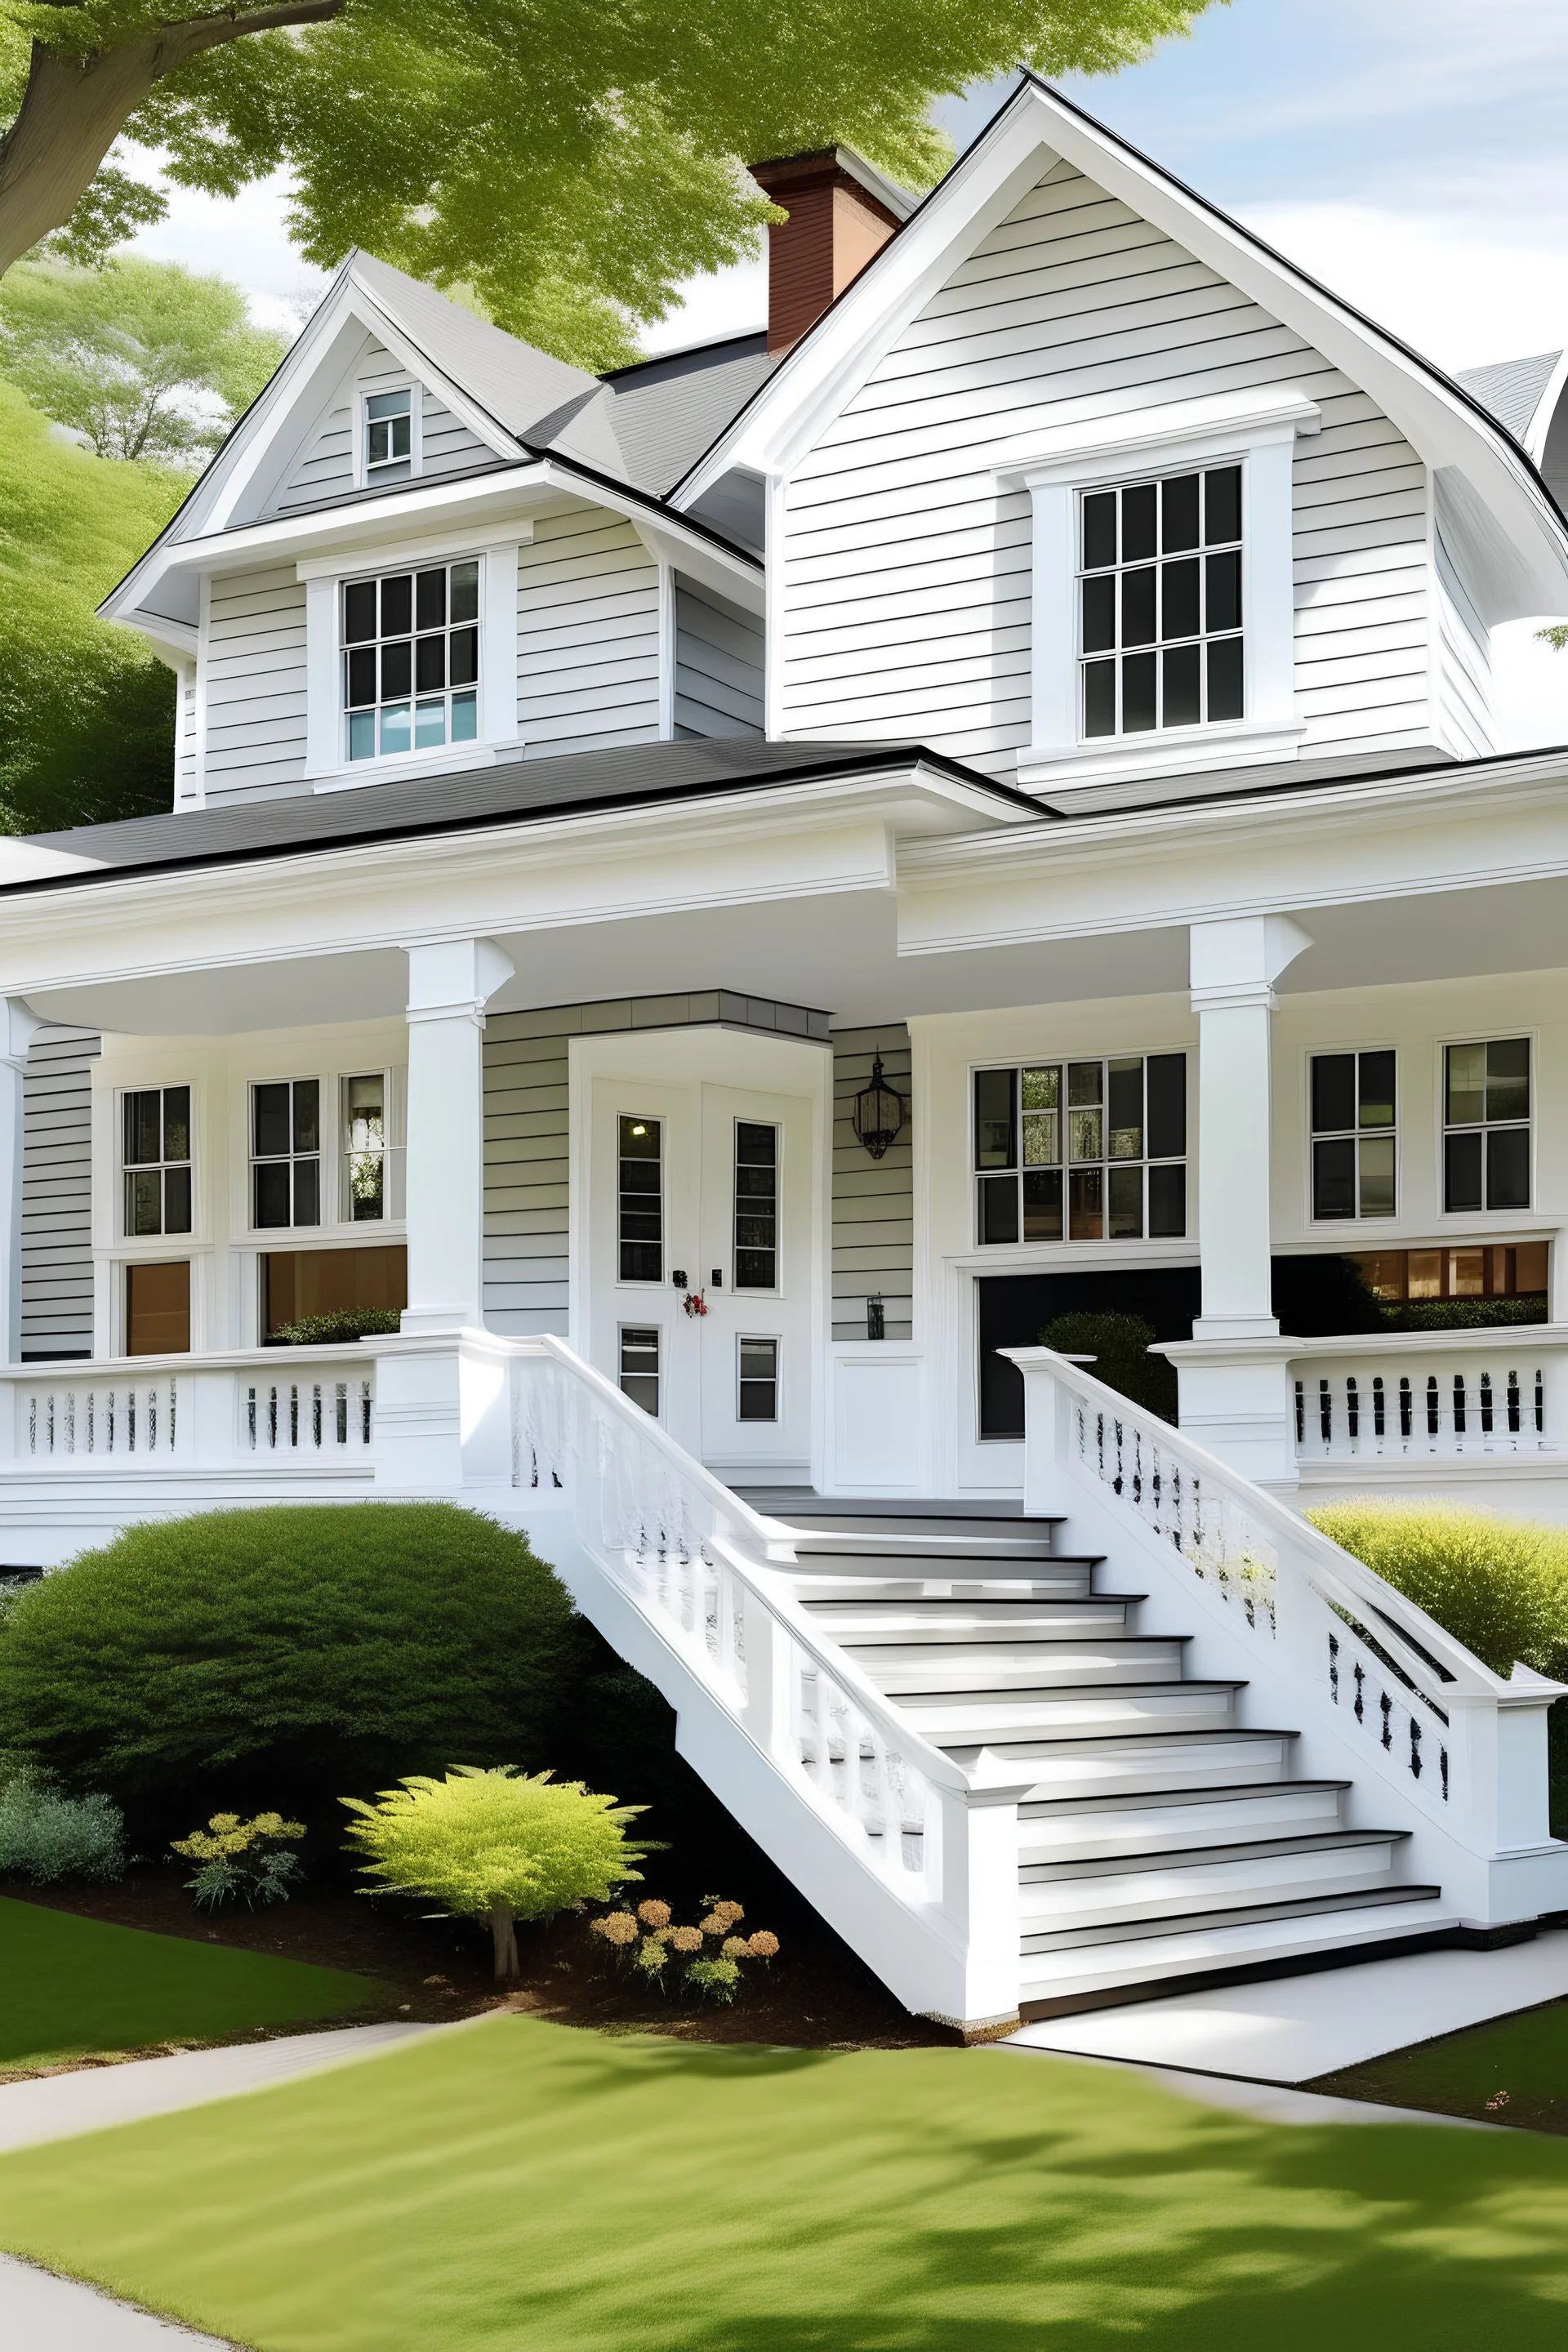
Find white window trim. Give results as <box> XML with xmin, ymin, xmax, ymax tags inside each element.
<box><xmin>999</xmin><ymin>390</ymin><xmax>1321</xmax><ymax>790</ymax></box>
<box><xmin>354</xmin><ymin>376</ymin><xmax>421</xmax><ymax>491</ymax></box>
<box><xmin>301</xmin><ymin>528</ymin><xmax>523</xmax><ymax>784</ymax></box>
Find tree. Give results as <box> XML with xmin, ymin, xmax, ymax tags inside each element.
<box><xmin>343</xmin><ymin>1766</ymin><xmax>651</xmax><ymax>1981</ymax></box>
<box><xmin>0</xmin><ymin>1503</ymin><xmax>584</xmax><ymax>1809</ymax></box>
<box><xmin>0</xmin><ymin>376</ymin><xmax>181</xmax><ymax>831</ymax></box>
<box><xmin>0</xmin><ymin>2</ymin><xmax>1222</xmax><ymax>371</ymax></box>
<box><xmin>0</xmin><ymin>253</ymin><xmax>287</xmax><ymax>463</ymax></box>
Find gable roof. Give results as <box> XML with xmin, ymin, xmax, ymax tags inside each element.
<box><xmin>671</xmin><ymin>74</ymin><xmax>1568</xmax><ymax>621</ymax></box>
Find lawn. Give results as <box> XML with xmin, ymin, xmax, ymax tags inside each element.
<box><xmin>1312</xmin><ymin>1996</ymin><xmax>1568</xmax><ymax>2132</ymax></box>
<box><xmin>2</xmin><ymin>2014</ymin><xmax>1567</xmax><ymax>2351</ymax></box>
<box><xmin>0</xmin><ymin>1893</ymin><xmax>382</xmax><ymax>2071</ymax></box>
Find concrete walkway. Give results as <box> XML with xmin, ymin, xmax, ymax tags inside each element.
<box><xmin>0</xmin><ymin>2024</ymin><xmax>435</xmax><ymax>2350</ymax></box>
<box><xmin>1004</xmin><ymin>1929</ymin><xmax>1568</xmax><ymax>2082</ymax></box>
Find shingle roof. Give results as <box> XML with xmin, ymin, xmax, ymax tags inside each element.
<box><xmin>1453</xmin><ymin>351</ymin><xmax>1561</xmax><ymax>447</ymax></box>
<box><xmin>5</xmin><ymin>739</ymin><xmax>1019</xmax><ymax>894</ymax></box>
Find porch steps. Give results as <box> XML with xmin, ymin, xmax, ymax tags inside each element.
<box><xmin>757</xmin><ymin>1494</ymin><xmax>1457</xmax><ymax>2007</ymax></box>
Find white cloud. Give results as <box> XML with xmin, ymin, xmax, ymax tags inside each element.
<box><xmin>639</xmin><ymin>256</ymin><xmax>767</xmax><ymax>355</ymax></box>
<box><xmin>122</xmin><ymin>149</ymin><xmax>326</xmax><ymax>333</ymax></box>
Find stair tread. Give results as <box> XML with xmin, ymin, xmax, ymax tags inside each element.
<box><xmin>1019</xmin><ymin>1777</ymin><xmax>1351</xmax><ymax>1816</ymax></box>
<box><xmin>906</xmin><ymin>1677</ymin><xmax>1245</xmax><ymax>1708</ymax></box>
<box><xmin>1021</xmin><ymin>1881</ymin><xmax>1445</xmax><ymax>1955</ymax></box>
<box><xmin>1019</xmin><ymin>1895</ymin><xmax>1456</xmax><ymax>1998</ymax></box>
<box><xmin>1020</xmin><ymin>1825</ymin><xmax>1410</xmax><ymax>1883</ymax></box>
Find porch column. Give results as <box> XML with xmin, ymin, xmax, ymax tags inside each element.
<box><xmin>402</xmin><ymin>938</ymin><xmax>515</xmax><ymax>1335</ymax></box>
<box><xmin>0</xmin><ymin>999</ymin><xmax>41</xmax><ymax>1365</ymax></box>
<box><xmin>1169</xmin><ymin>915</ymin><xmax>1310</xmax><ymax>1487</ymax></box>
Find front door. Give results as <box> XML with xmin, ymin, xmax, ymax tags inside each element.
<box><xmin>578</xmin><ymin>1031</ymin><xmax>825</xmax><ymax>1486</ymax></box>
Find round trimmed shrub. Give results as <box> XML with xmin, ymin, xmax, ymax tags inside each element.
<box><xmin>0</xmin><ymin>1503</ymin><xmax>579</xmax><ymax>1811</ymax></box>
<box><xmin>1306</xmin><ymin>1499</ymin><xmax>1568</xmax><ymax>1681</ymax></box>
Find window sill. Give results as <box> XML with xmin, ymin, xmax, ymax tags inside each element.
<box><xmin>309</xmin><ymin>740</ymin><xmax>519</xmax><ymax>794</ymax></box>
<box><xmin>1017</xmin><ymin>719</ymin><xmax>1305</xmax><ymax>793</ymax></box>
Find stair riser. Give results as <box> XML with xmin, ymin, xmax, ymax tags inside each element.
<box><xmin>1017</xmin><ymin>1900</ymin><xmax>1455</xmax><ymax>2002</ymax></box>
<box><xmin>858</xmin><ymin>1644</ymin><xmax>1185</xmax><ymax>1693</ymax></box>
<box><xmin>1018</xmin><ymin>1791</ymin><xmax>1348</xmax><ymax>1861</ymax></box>
<box><xmin>788</xmin><ymin>1535</ymin><xmax>1059</xmax><ymax>1561</ymax></box>
<box><xmin>1020</xmin><ymin>1852</ymin><xmax>1403</xmax><ymax>1938</ymax></box>
<box><xmin>918</xmin><ymin>1696</ymin><xmax>1241</xmax><ymax>1745</ymax></box>
<box><xmin>793</xmin><ymin>1576</ymin><xmax>1096</xmax><ymax>1603</ymax></box>
<box><xmin>803</xmin><ymin>1608</ymin><xmax>1133</xmax><ymax>1639</ymax></box>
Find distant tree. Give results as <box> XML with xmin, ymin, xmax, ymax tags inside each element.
<box><xmin>0</xmin><ymin>2</ymin><xmax>1223</xmax><ymax>370</ymax></box>
<box><xmin>0</xmin><ymin>380</ymin><xmax>182</xmax><ymax>833</ymax></box>
<box><xmin>0</xmin><ymin>255</ymin><xmax>287</xmax><ymax>465</ymax></box>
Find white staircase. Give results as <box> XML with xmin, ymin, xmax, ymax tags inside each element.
<box><xmin>768</xmin><ymin>1498</ymin><xmax>1450</xmax><ymax>2010</ymax></box>
<box><xmin>506</xmin><ymin>1334</ymin><xmax>1568</xmax><ymax>2035</ymax></box>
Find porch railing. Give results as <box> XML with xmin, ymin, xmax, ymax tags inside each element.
<box><xmin>1285</xmin><ymin>1325</ymin><xmax>1568</xmax><ymax>1463</ymax></box>
<box><xmin>2</xmin><ymin>1348</ymin><xmax>376</xmax><ymax>1468</ymax></box>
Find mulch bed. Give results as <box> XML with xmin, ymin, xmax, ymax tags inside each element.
<box><xmin>0</xmin><ymin>1868</ymin><xmax>955</xmax><ymax>2060</ymax></box>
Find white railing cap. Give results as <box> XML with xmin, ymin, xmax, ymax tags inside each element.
<box><xmin>1285</xmin><ymin>1323</ymin><xmax>1568</xmax><ymax>1361</ymax></box>
<box><xmin>7</xmin><ymin>1345</ymin><xmax>381</xmax><ymax>1378</ymax></box>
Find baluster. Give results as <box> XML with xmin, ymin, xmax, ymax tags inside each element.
<box><xmin>335</xmin><ymin>1382</ymin><xmax>348</xmax><ymax>1445</ymax></box>
<box><xmin>247</xmin><ymin>1386</ymin><xmax>257</xmax><ymax>1449</ymax></box>
<box><xmin>361</xmin><ymin>1379</ymin><xmax>373</xmax><ymax>1444</ymax></box>
<box><xmin>1294</xmin><ymin>1379</ymin><xmax>1304</xmax><ymax>1445</ymax></box>
<box><xmin>1409</xmin><ymin>1716</ymin><xmax>1423</xmax><ymax>1780</ymax></box>
<box><xmin>87</xmin><ymin>1389</ymin><xmax>95</xmax><ymax>1453</ymax></box>
<box><xmin>1379</xmin><ymin>1689</ymin><xmax>1393</xmax><ymax>1750</ymax></box>
<box><xmin>1480</xmin><ymin>1370</ymin><xmax>1494</xmax><ymax>1437</ymax></box>
<box><xmin>1399</xmin><ymin>1374</ymin><xmax>1412</xmax><ymax>1441</ymax></box>
<box><xmin>1453</xmin><ymin>1373</ymin><xmax>1467</xmax><ymax>1439</ymax></box>
<box><xmin>1425</xmin><ymin>1374</ymin><xmax>1439</xmax><ymax>1440</ymax></box>
<box><xmin>1508</xmin><ymin>1369</ymin><xmax>1521</xmax><ymax>1435</ymax></box>
<box><xmin>128</xmin><ymin>1389</ymin><xmax>137</xmax><ymax>1453</ymax></box>
<box><xmin>289</xmin><ymin>1384</ymin><xmax>300</xmax><ymax>1448</ymax></box>
<box><xmin>1346</xmin><ymin>1375</ymin><xmax>1359</xmax><ymax>1443</ymax></box>
<box><xmin>312</xmin><ymin>1383</ymin><xmax>323</xmax><ymax>1448</ymax></box>
<box><xmin>168</xmin><ymin>1377</ymin><xmax>177</xmax><ymax>1451</ymax></box>
<box><xmin>1353</xmin><ymin>1660</ymin><xmax>1365</xmax><ymax>1724</ymax></box>
<box><xmin>1318</xmin><ymin>1377</ymin><xmax>1332</xmax><ymax>1446</ymax></box>
<box><xmin>1328</xmin><ymin>1629</ymin><xmax>1340</xmax><ymax>1702</ymax></box>
<box><xmin>1535</xmin><ymin>1368</ymin><xmax>1546</xmax><ymax>1437</ymax></box>
<box><xmin>267</xmin><ymin>1385</ymin><xmax>278</xmax><ymax>1449</ymax></box>
<box><xmin>26</xmin><ymin>1394</ymin><xmax>36</xmax><ymax>1456</ymax></box>
<box><xmin>1372</xmin><ymin>1374</ymin><xmax>1385</xmax><ymax>1440</ymax></box>
<box><xmin>46</xmin><ymin>1393</ymin><xmax>55</xmax><ymax>1455</ymax></box>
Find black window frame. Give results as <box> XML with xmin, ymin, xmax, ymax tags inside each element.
<box><xmin>1309</xmin><ymin>1049</ymin><xmax>1396</xmax><ymax>1223</ymax></box>
<box><xmin>619</xmin><ymin>1325</ymin><xmax>661</xmax><ymax>1418</ymax></box>
<box><xmin>1443</xmin><ymin>1038</ymin><xmax>1531</xmax><ymax>1215</ymax></box>
<box><xmin>733</xmin><ymin>1120</ymin><xmax>779</xmax><ymax>1290</ymax></box>
<box><xmin>1079</xmin><ymin>466</ymin><xmax>1245</xmax><ymax>742</ymax></box>
<box><xmin>617</xmin><ymin>1115</ymin><xmax>663</xmax><ymax>1284</ymax></box>
<box><xmin>973</xmin><ymin>1053</ymin><xmax>1187</xmax><ymax>1246</ymax></box>
<box><xmin>341</xmin><ymin>557</ymin><xmax>480</xmax><ymax>764</ymax></box>
<box><xmin>251</xmin><ymin>1078</ymin><xmax>322</xmax><ymax>1232</ymax></box>
<box><xmin>122</xmin><ymin>1085</ymin><xmax>193</xmax><ymax>1239</ymax></box>
<box><xmin>738</xmin><ymin>1335</ymin><xmax>780</xmax><ymax>1422</ymax></box>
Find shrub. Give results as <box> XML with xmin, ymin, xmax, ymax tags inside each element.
<box><xmin>587</xmin><ymin>1890</ymin><xmax>779</xmax><ymax>2002</ymax></box>
<box><xmin>344</xmin><ymin>1766</ymin><xmax>649</xmax><ymax>1980</ymax></box>
<box><xmin>0</xmin><ymin>1755</ymin><xmax>126</xmax><ymax>1882</ymax></box>
<box><xmin>1379</xmin><ymin>1297</ymin><xmax>1549</xmax><ymax>1334</ymax></box>
<box><xmin>1306</xmin><ymin>1499</ymin><xmax>1568</xmax><ymax>1682</ymax></box>
<box><xmin>0</xmin><ymin>1504</ymin><xmax>580</xmax><ymax>1811</ymax></box>
<box><xmin>270</xmin><ymin>1309</ymin><xmax>403</xmax><ymax>1346</ymax></box>
<box><xmin>1040</xmin><ymin>1312</ymin><xmax>1176</xmax><ymax>1423</ymax></box>
<box><xmin>171</xmin><ymin>1810</ymin><xmax>306</xmax><ymax>1911</ymax></box>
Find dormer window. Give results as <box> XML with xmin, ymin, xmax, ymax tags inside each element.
<box><xmin>1079</xmin><ymin>468</ymin><xmax>1243</xmax><ymax>739</ymax></box>
<box><xmin>342</xmin><ymin>559</ymin><xmax>479</xmax><ymax>760</ymax></box>
<box><xmin>364</xmin><ymin>387</ymin><xmax>413</xmax><ymax>482</ymax></box>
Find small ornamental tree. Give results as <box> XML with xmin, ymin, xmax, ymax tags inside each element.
<box><xmin>342</xmin><ymin>1766</ymin><xmax>650</xmax><ymax>1981</ymax></box>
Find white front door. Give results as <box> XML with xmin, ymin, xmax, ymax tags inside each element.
<box><xmin>576</xmin><ymin>1029</ymin><xmax>826</xmax><ymax>1487</ymax></box>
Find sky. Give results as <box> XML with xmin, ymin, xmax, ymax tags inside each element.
<box><xmin>126</xmin><ymin>0</ymin><xmax>1568</xmax><ymax>744</ymax></box>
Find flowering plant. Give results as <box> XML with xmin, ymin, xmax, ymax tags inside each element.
<box><xmin>171</xmin><ymin>1810</ymin><xmax>306</xmax><ymax>1911</ymax></box>
<box><xmin>588</xmin><ymin>1891</ymin><xmax>778</xmax><ymax>2002</ymax></box>
<box><xmin>681</xmin><ymin>1290</ymin><xmax>708</xmax><ymax>1318</ymax></box>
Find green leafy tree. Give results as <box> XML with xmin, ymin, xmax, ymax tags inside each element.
<box><xmin>0</xmin><ymin>254</ymin><xmax>287</xmax><ymax>462</ymax></box>
<box><xmin>0</xmin><ymin>1503</ymin><xmax>583</xmax><ymax>1810</ymax></box>
<box><xmin>0</xmin><ymin>376</ymin><xmax>180</xmax><ymax>831</ymax></box>
<box><xmin>0</xmin><ymin>2</ymin><xmax>1221</xmax><ymax>369</ymax></box>
<box><xmin>344</xmin><ymin>1766</ymin><xmax>650</xmax><ymax>1980</ymax></box>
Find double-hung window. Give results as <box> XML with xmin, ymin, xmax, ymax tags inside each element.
<box><xmin>975</xmin><ymin>1054</ymin><xmax>1187</xmax><ymax>1244</ymax></box>
<box><xmin>1444</xmin><ymin>1040</ymin><xmax>1530</xmax><ymax>1213</ymax></box>
<box><xmin>364</xmin><ymin>388</ymin><xmax>412</xmax><ymax>481</ymax></box>
<box><xmin>344</xmin><ymin>1075</ymin><xmax>386</xmax><ymax>1222</ymax></box>
<box><xmin>122</xmin><ymin>1088</ymin><xmax>191</xmax><ymax>1237</ymax></box>
<box><xmin>252</xmin><ymin>1080</ymin><xmax>320</xmax><ymax>1228</ymax></box>
<box><xmin>1311</xmin><ymin>1051</ymin><xmax>1395</xmax><ymax>1220</ymax></box>
<box><xmin>343</xmin><ymin>560</ymin><xmax>479</xmax><ymax>762</ymax></box>
<box><xmin>1080</xmin><ymin>468</ymin><xmax>1243</xmax><ymax>739</ymax></box>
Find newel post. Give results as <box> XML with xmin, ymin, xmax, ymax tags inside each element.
<box><xmin>933</xmin><ymin>1781</ymin><xmax>1028</xmax><ymax>2037</ymax></box>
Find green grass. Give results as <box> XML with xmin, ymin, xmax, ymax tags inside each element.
<box><xmin>1312</xmin><ymin>1997</ymin><xmax>1568</xmax><ymax>2132</ymax></box>
<box><xmin>2</xmin><ymin>2015</ymin><xmax>1568</xmax><ymax>2350</ymax></box>
<box><xmin>0</xmin><ymin>1895</ymin><xmax>381</xmax><ymax>2070</ymax></box>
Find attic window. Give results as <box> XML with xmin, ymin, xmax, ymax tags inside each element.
<box><xmin>364</xmin><ymin>387</ymin><xmax>413</xmax><ymax>481</ymax></box>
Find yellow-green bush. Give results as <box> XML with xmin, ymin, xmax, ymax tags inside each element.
<box><xmin>1306</xmin><ymin>1499</ymin><xmax>1568</xmax><ymax>1680</ymax></box>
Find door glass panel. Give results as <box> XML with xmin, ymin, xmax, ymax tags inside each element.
<box><xmin>733</xmin><ymin>1121</ymin><xmax>777</xmax><ymax>1290</ymax></box>
<box><xmin>619</xmin><ymin>1326</ymin><xmax>660</xmax><ymax>1417</ymax></box>
<box><xmin>738</xmin><ymin>1336</ymin><xmax>778</xmax><ymax>1421</ymax></box>
<box><xmin>618</xmin><ymin>1116</ymin><xmax>662</xmax><ymax>1282</ymax></box>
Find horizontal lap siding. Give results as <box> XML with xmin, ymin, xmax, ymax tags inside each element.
<box><xmin>517</xmin><ymin>500</ymin><xmax>660</xmax><ymax>755</ymax></box>
<box><xmin>674</xmin><ymin>577</ymin><xmax>764</xmax><ymax>737</ymax></box>
<box><xmin>21</xmin><ymin>1025</ymin><xmax>100</xmax><ymax>1359</ymax></box>
<box><xmin>272</xmin><ymin>341</ymin><xmax>500</xmax><ymax>515</ymax></box>
<box><xmin>832</xmin><ymin>1027</ymin><xmax>912</xmax><ymax>1341</ymax></box>
<box><xmin>204</xmin><ymin>563</ymin><xmax>308</xmax><ymax>800</ymax></box>
<box><xmin>781</xmin><ymin>160</ymin><xmax>1437</xmax><ymax>781</ymax></box>
<box><xmin>483</xmin><ymin>1015</ymin><xmax>571</xmax><ymax>1335</ymax></box>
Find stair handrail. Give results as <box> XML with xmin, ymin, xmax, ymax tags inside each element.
<box><xmin>512</xmin><ymin>1334</ymin><xmax>973</xmax><ymax>1793</ymax></box>
<box><xmin>1005</xmin><ymin>1346</ymin><xmax>1554</xmax><ymax>1703</ymax></box>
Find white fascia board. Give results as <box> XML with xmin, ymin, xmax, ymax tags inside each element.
<box><xmin>675</xmin><ymin>77</ymin><xmax>1568</xmax><ymax>618</ymax></box>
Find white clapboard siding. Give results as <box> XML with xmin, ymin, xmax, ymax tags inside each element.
<box><xmin>203</xmin><ymin>563</ymin><xmax>309</xmax><ymax>800</ymax></box>
<box><xmin>832</xmin><ymin>1027</ymin><xmax>912</xmax><ymax>1342</ymax></box>
<box><xmin>176</xmin><ymin>667</ymin><xmax>198</xmax><ymax>803</ymax></box>
<box><xmin>781</xmin><ymin>158</ymin><xmax>1437</xmax><ymax>778</ymax></box>
<box><xmin>517</xmin><ymin>499</ymin><xmax>661</xmax><ymax>755</ymax></box>
<box><xmin>272</xmin><ymin>340</ymin><xmax>499</xmax><ymax>515</ymax></box>
<box><xmin>21</xmin><ymin>1025</ymin><xmax>100</xmax><ymax>1360</ymax></box>
<box><xmin>483</xmin><ymin>996</ymin><xmax>833</xmax><ymax>1334</ymax></box>
<box><xmin>1432</xmin><ymin>523</ymin><xmax>1494</xmax><ymax>758</ymax></box>
<box><xmin>673</xmin><ymin>577</ymin><xmax>764</xmax><ymax>737</ymax></box>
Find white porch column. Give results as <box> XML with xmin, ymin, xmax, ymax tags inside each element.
<box><xmin>0</xmin><ymin>999</ymin><xmax>42</xmax><ymax>1366</ymax></box>
<box><xmin>1169</xmin><ymin>915</ymin><xmax>1311</xmax><ymax>1488</ymax></box>
<box><xmin>401</xmin><ymin>937</ymin><xmax>514</xmax><ymax>1336</ymax></box>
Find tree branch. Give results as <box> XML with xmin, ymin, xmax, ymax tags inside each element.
<box><xmin>0</xmin><ymin>1</ymin><xmax>345</xmax><ymax>278</ymax></box>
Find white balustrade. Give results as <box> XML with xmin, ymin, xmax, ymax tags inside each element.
<box><xmin>1</xmin><ymin>1348</ymin><xmax>376</xmax><ymax>1470</ymax></box>
<box><xmin>1288</xmin><ymin>1327</ymin><xmax>1568</xmax><ymax>1463</ymax></box>
<box><xmin>24</xmin><ymin>1375</ymin><xmax>179</xmax><ymax>1459</ymax></box>
<box><xmin>1010</xmin><ymin>1345</ymin><xmax>1568</xmax><ymax>1917</ymax></box>
<box><xmin>243</xmin><ymin>1365</ymin><xmax>375</xmax><ymax>1455</ymax></box>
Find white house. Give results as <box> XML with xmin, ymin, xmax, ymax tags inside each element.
<box><xmin>5</xmin><ymin>76</ymin><xmax>1568</xmax><ymax>2034</ymax></box>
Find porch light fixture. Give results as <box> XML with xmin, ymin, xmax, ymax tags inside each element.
<box><xmin>853</xmin><ymin>1054</ymin><xmax>906</xmax><ymax>1160</ymax></box>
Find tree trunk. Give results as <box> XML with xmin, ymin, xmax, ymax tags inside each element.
<box><xmin>490</xmin><ymin>1900</ymin><xmax>520</xmax><ymax>1983</ymax></box>
<box><xmin>0</xmin><ymin>6</ymin><xmax>345</xmax><ymax>283</ymax></box>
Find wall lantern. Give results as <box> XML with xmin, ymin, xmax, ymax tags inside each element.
<box><xmin>853</xmin><ymin>1054</ymin><xmax>906</xmax><ymax>1160</ymax></box>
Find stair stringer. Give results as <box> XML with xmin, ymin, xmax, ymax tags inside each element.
<box><xmin>1014</xmin><ymin>1358</ymin><xmax>1568</xmax><ymax>1927</ymax></box>
<box><xmin>514</xmin><ymin>1505</ymin><xmax>1018</xmax><ymax>2031</ymax></box>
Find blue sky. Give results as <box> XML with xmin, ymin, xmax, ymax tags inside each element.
<box><xmin>131</xmin><ymin>0</ymin><xmax>1568</xmax><ymax>737</ymax></box>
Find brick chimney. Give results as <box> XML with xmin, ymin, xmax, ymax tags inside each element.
<box><xmin>747</xmin><ymin>149</ymin><xmax>911</xmax><ymax>354</ymax></box>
